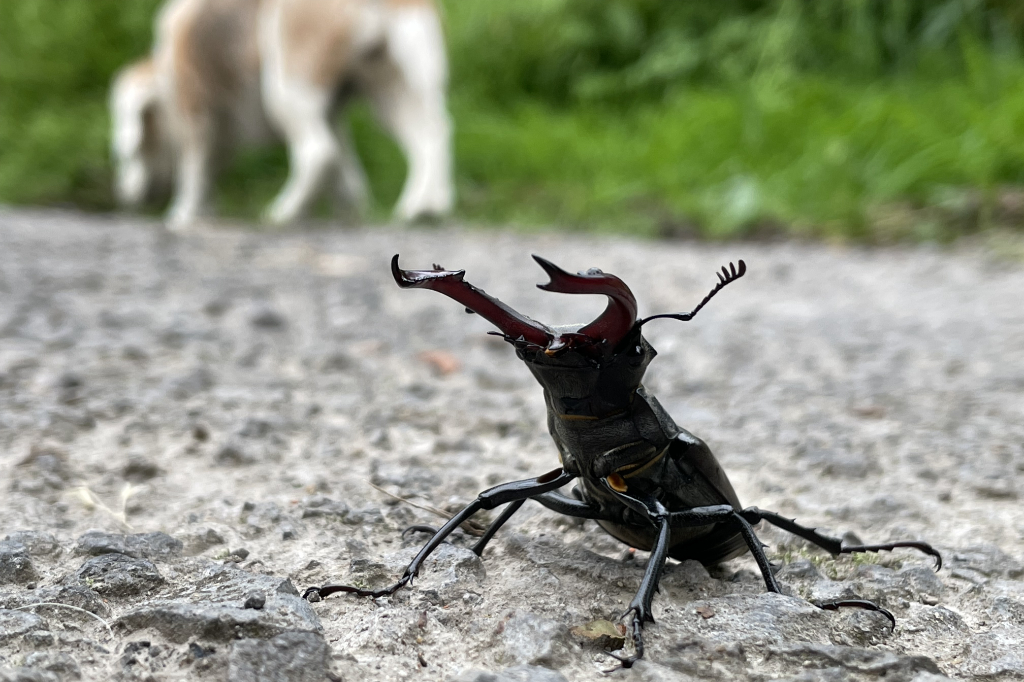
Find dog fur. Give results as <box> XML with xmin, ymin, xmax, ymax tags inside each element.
<box><xmin>111</xmin><ymin>0</ymin><xmax>452</xmax><ymax>228</ymax></box>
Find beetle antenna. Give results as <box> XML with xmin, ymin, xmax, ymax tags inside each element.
<box><xmin>637</xmin><ymin>260</ymin><xmax>746</xmax><ymax>327</ymax></box>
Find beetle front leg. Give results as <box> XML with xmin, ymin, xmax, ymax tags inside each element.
<box><xmin>473</xmin><ymin>491</ymin><xmax>614</xmax><ymax>557</ymax></box>
<box><xmin>613</xmin><ymin>496</ymin><xmax>673</xmax><ymax>668</ymax></box>
<box><xmin>470</xmin><ymin>499</ymin><xmax>526</xmax><ymax>556</ymax></box>
<box><xmin>302</xmin><ymin>468</ymin><xmax>575</xmax><ymax>601</ymax></box>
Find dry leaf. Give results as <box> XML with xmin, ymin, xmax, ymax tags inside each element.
<box><xmin>571</xmin><ymin>619</ymin><xmax>626</xmax><ymax>649</ymax></box>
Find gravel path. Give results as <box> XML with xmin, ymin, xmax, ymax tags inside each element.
<box><xmin>1</xmin><ymin>208</ymin><xmax>1023</xmax><ymax>681</ymax></box>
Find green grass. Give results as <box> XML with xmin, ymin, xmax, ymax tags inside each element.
<box><xmin>3</xmin><ymin>0</ymin><xmax>1024</xmax><ymax>240</ymax></box>
<box><xmin>221</xmin><ymin>69</ymin><xmax>1024</xmax><ymax>240</ymax></box>
<box><xmin>451</xmin><ymin>65</ymin><xmax>1024</xmax><ymax>239</ymax></box>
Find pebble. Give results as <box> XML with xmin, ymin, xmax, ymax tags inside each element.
<box><xmin>228</xmin><ymin>631</ymin><xmax>328</xmax><ymax>682</ymax></box>
<box><xmin>180</xmin><ymin>527</ymin><xmax>226</xmax><ymax>556</ymax></box>
<box><xmin>116</xmin><ymin>598</ymin><xmax>319</xmax><ymax>644</ymax></box>
<box><xmin>0</xmin><ymin>610</ymin><xmax>46</xmax><ymax>642</ymax></box>
<box><xmin>243</xmin><ymin>591</ymin><xmax>266</xmax><ymax>610</ymax></box>
<box><xmin>22</xmin><ymin>630</ymin><xmax>54</xmax><ymax>647</ymax></box>
<box><xmin>74</xmin><ymin>531</ymin><xmax>183</xmax><ymax>560</ymax></box>
<box><xmin>250</xmin><ymin>307</ymin><xmax>287</xmax><ymax>329</ymax></box>
<box><xmin>300</xmin><ymin>496</ymin><xmax>350</xmax><ymax>519</ymax></box>
<box><xmin>22</xmin><ymin>652</ymin><xmax>80</xmax><ymax>679</ymax></box>
<box><xmin>0</xmin><ymin>541</ymin><xmax>39</xmax><ymax>585</ymax></box>
<box><xmin>768</xmin><ymin>643</ymin><xmax>942</xmax><ymax>676</ymax></box>
<box><xmin>73</xmin><ymin>553</ymin><xmax>164</xmax><ymax>597</ymax></box>
<box><xmin>0</xmin><ymin>668</ymin><xmax>59</xmax><ymax>682</ymax></box>
<box><xmin>3</xmin><ymin>532</ymin><xmax>59</xmax><ymax>557</ymax></box>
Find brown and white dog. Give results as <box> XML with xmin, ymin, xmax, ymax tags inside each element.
<box><xmin>111</xmin><ymin>0</ymin><xmax>452</xmax><ymax>229</ymax></box>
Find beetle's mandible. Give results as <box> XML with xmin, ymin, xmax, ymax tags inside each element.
<box><xmin>303</xmin><ymin>255</ymin><xmax>942</xmax><ymax>666</ymax></box>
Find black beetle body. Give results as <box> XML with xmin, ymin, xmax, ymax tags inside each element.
<box><xmin>304</xmin><ymin>255</ymin><xmax>942</xmax><ymax>667</ymax></box>
<box><xmin>521</xmin><ymin>329</ymin><xmax>748</xmax><ymax>565</ymax></box>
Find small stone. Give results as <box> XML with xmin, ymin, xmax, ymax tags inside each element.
<box><xmin>250</xmin><ymin>307</ymin><xmax>287</xmax><ymax>329</ymax></box>
<box><xmin>187</xmin><ymin>641</ymin><xmax>212</xmax><ymax>660</ymax></box>
<box><xmin>74</xmin><ymin>553</ymin><xmax>164</xmax><ymax>597</ymax></box>
<box><xmin>74</xmin><ymin>531</ymin><xmax>182</xmax><ymax>560</ymax></box>
<box><xmin>116</xmin><ymin>596</ymin><xmax>320</xmax><ymax>643</ymax></box>
<box><xmin>230</xmin><ymin>548</ymin><xmax>250</xmax><ymax>560</ymax></box>
<box><xmin>13</xmin><ymin>443</ymin><xmax>73</xmax><ymax>495</ymax></box>
<box><xmin>243</xmin><ymin>502</ymin><xmax>286</xmax><ymax>534</ymax></box>
<box><xmin>122</xmin><ymin>455</ymin><xmax>162</xmax><ymax>482</ymax></box>
<box><xmin>0</xmin><ymin>541</ymin><xmax>39</xmax><ymax>585</ymax></box>
<box><xmin>192</xmin><ymin>423</ymin><xmax>211</xmax><ymax>442</ymax></box>
<box><xmin>181</xmin><ymin>527</ymin><xmax>226</xmax><ymax>556</ymax></box>
<box><xmin>238</xmin><ymin>416</ymin><xmax>279</xmax><ymax>439</ymax></box>
<box><xmin>777</xmin><ymin>559</ymin><xmax>821</xmax><ymax>580</ymax></box>
<box><xmin>23</xmin><ymin>652</ymin><xmax>80</xmax><ymax>679</ymax></box>
<box><xmin>12</xmin><ymin>585</ymin><xmax>111</xmax><ymax>620</ymax></box>
<box><xmin>228</xmin><ymin>632</ymin><xmax>327</xmax><ymax>682</ymax></box>
<box><xmin>0</xmin><ymin>609</ymin><xmax>46</xmax><ymax>642</ymax></box>
<box><xmin>23</xmin><ymin>630</ymin><xmax>54</xmax><ymax>647</ymax></box>
<box><xmin>319</xmin><ymin>352</ymin><xmax>352</xmax><ymax>372</ymax></box>
<box><xmin>3</xmin><ymin>531</ymin><xmax>60</xmax><ymax>557</ymax></box>
<box><xmin>164</xmin><ymin>367</ymin><xmax>215</xmax><ymax>400</ymax></box>
<box><xmin>215</xmin><ymin>441</ymin><xmax>255</xmax><ymax>466</ymax></box>
<box><xmin>243</xmin><ymin>592</ymin><xmax>266</xmax><ymax>610</ymax></box>
<box><xmin>963</xmin><ymin>627</ymin><xmax>1024</xmax><ymax>676</ymax></box>
<box><xmin>0</xmin><ymin>668</ymin><xmax>59</xmax><ymax>682</ymax></box>
<box><xmin>767</xmin><ymin>643</ymin><xmax>941</xmax><ymax>677</ymax></box>
<box><xmin>204</xmin><ymin>297</ymin><xmax>231</xmax><ymax>317</ymax></box>
<box><xmin>300</xmin><ymin>496</ymin><xmax>349</xmax><ymax>519</ymax></box>
<box><xmin>948</xmin><ymin>545</ymin><xmax>1024</xmax><ymax>579</ymax></box>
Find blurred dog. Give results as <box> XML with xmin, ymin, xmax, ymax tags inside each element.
<box><xmin>111</xmin><ymin>0</ymin><xmax>452</xmax><ymax>229</ymax></box>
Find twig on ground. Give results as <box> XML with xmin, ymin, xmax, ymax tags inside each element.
<box><xmin>367</xmin><ymin>481</ymin><xmax>486</xmax><ymax>536</ymax></box>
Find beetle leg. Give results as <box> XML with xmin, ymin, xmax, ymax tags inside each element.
<box><xmin>533</xmin><ymin>491</ymin><xmax>612</xmax><ymax>520</ymax></box>
<box><xmin>401</xmin><ymin>525</ymin><xmax>439</xmax><ymax>539</ymax></box>
<box><xmin>473</xmin><ymin>491</ymin><xmax>613</xmax><ymax>557</ymax></box>
<box><xmin>612</xmin><ymin>497</ymin><xmax>673</xmax><ymax>668</ymax></box>
<box><xmin>747</xmin><ymin>508</ymin><xmax>942</xmax><ymax>570</ymax></box>
<box><xmin>302</xmin><ymin>468</ymin><xmax>575</xmax><ymax>601</ymax></box>
<box><xmin>470</xmin><ymin>499</ymin><xmax>525</xmax><ymax>557</ymax></box>
<box><xmin>666</xmin><ymin>505</ymin><xmax>783</xmax><ymax>593</ymax></box>
<box><xmin>742</xmin><ymin>507</ymin><xmax>938</xmax><ymax>630</ymax></box>
<box><xmin>815</xmin><ymin>599</ymin><xmax>896</xmax><ymax>631</ymax></box>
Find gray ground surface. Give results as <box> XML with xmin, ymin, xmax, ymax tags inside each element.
<box><xmin>1</xmin><ymin>208</ymin><xmax>1023</xmax><ymax>682</ymax></box>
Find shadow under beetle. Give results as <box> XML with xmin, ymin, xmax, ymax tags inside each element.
<box><xmin>303</xmin><ymin>254</ymin><xmax>942</xmax><ymax>666</ymax></box>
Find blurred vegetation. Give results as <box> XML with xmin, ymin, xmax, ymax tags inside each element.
<box><xmin>3</xmin><ymin>0</ymin><xmax>1024</xmax><ymax>239</ymax></box>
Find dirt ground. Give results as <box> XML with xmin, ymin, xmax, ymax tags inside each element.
<box><xmin>1</xmin><ymin>208</ymin><xmax>1023</xmax><ymax>681</ymax></box>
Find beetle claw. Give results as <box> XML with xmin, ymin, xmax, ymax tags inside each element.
<box><xmin>815</xmin><ymin>599</ymin><xmax>897</xmax><ymax>632</ymax></box>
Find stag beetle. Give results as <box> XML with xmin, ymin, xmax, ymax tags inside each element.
<box><xmin>303</xmin><ymin>255</ymin><xmax>942</xmax><ymax>666</ymax></box>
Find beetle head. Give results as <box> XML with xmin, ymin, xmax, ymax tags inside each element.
<box><xmin>391</xmin><ymin>254</ymin><xmax>639</xmax><ymax>360</ymax></box>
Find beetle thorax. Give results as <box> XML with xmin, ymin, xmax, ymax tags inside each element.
<box><xmin>518</xmin><ymin>331</ymin><xmax>656</xmax><ymax>419</ymax></box>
